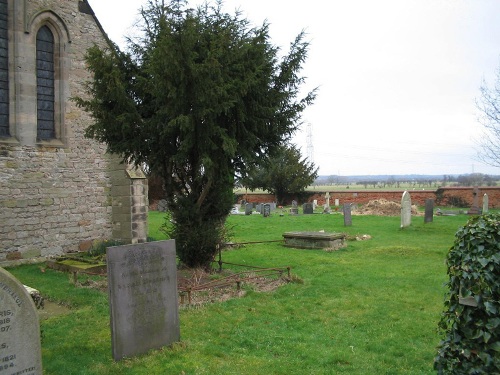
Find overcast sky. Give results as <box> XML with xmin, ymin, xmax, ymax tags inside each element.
<box><xmin>89</xmin><ymin>0</ymin><xmax>500</xmax><ymax>176</ymax></box>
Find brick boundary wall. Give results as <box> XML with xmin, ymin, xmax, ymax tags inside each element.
<box><xmin>233</xmin><ymin>187</ymin><xmax>500</xmax><ymax>209</ymax></box>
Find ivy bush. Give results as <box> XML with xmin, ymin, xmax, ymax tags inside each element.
<box><xmin>435</xmin><ymin>213</ymin><xmax>500</xmax><ymax>373</ymax></box>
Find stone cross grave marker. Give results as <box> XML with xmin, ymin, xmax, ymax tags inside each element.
<box><xmin>262</xmin><ymin>203</ymin><xmax>271</xmax><ymax>217</ymax></box>
<box><xmin>303</xmin><ymin>203</ymin><xmax>314</xmax><ymax>214</ymax></box>
<box><xmin>343</xmin><ymin>203</ymin><xmax>352</xmax><ymax>226</ymax></box>
<box><xmin>424</xmin><ymin>198</ymin><xmax>434</xmax><ymax>223</ymax></box>
<box><xmin>483</xmin><ymin>193</ymin><xmax>489</xmax><ymax>214</ymax></box>
<box><xmin>245</xmin><ymin>203</ymin><xmax>253</xmax><ymax>215</ymax></box>
<box><xmin>400</xmin><ymin>191</ymin><xmax>412</xmax><ymax>228</ymax></box>
<box><xmin>107</xmin><ymin>240</ymin><xmax>180</xmax><ymax>361</ymax></box>
<box><xmin>468</xmin><ymin>187</ymin><xmax>481</xmax><ymax>215</ymax></box>
<box><xmin>0</xmin><ymin>267</ymin><xmax>43</xmax><ymax>375</ymax></box>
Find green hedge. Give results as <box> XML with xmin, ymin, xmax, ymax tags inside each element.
<box><xmin>435</xmin><ymin>213</ymin><xmax>500</xmax><ymax>373</ymax></box>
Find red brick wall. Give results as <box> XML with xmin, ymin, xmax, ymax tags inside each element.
<box><xmin>236</xmin><ymin>187</ymin><xmax>500</xmax><ymax>208</ymax></box>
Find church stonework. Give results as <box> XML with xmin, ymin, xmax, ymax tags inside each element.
<box><xmin>0</xmin><ymin>0</ymin><xmax>148</xmax><ymax>264</ymax></box>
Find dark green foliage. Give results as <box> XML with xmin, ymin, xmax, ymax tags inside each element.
<box><xmin>74</xmin><ymin>0</ymin><xmax>315</xmax><ymax>268</ymax></box>
<box><xmin>240</xmin><ymin>143</ymin><xmax>318</xmax><ymax>204</ymax></box>
<box><xmin>435</xmin><ymin>213</ymin><xmax>500</xmax><ymax>374</ymax></box>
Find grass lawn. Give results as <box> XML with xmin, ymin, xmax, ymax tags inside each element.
<box><xmin>6</xmin><ymin>211</ymin><xmax>470</xmax><ymax>374</ymax></box>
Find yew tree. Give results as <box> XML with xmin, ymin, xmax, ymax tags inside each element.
<box><xmin>76</xmin><ymin>0</ymin><xmax>315</xmax><ymax>268</ymax></box>
<box><xmin>242</xmin><ymin>144</ymin><xmax>318</xmax><ymax>205</ymax></box>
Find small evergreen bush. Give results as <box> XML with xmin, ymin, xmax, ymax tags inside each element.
<box><xmin>435</xmin><ymin>213</ymin><xmax>500</xmax><ymax>373</ymax></box>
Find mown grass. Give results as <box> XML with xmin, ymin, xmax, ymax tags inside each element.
<box><xmin>7</xmin><ymin>211</ymin><xmax>471</xmax><ymax>374</ymax></box>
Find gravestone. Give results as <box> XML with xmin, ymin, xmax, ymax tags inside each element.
<box><xmin>343</xmin><ymin>203</ymin><xmax>352</xmax><ymax>226</ymax></box>
<box><xmin>334</xmin><ymin>198</ymin><xmax>339</xmax><ymax>206</ymax></box>
<box><xmin>245</xmin><ymin>203</ymin><xmax>253</xmax><ymax>215</ymax></box>
<box><xmin>256</xmin><ymin>203</ymin><xmax>262</xmax><ymax>213</ymax></box>
<box><xmin>400</xmin><ymin>191</ymin><xmax>412</xmax><ymax>228</ymax></box>
<box><xmin>303</xmin><ymin>203</ymin><xmax>314</xmax><ymax>214</ymax></box>
<box><xmin>483</xmin><ymin>193</ymin><xmax>489</xmax><ymax>214</ymax></box>
<box><xmin>157</xmin><ymin>199</ymin><xmax>168</xmax><ymax>212</ymax></box>
<box><xmin>424</xmin><ymin>198</ymin><xmax>434</xmax><ymax>223</ymax></box>
<box><xmin>290</xmin><ymin>200</ymin><xmax>298</xmax><ymax>215</ymax></box>
<box><xmin>313</xmin><ymin>200</ymin><xmax>317</xmax><ymax>209</ymax></box>
<box><xmin>324</xmin><ymin>192</ymin><xmax>330</xmax><ymax>208</ymax></box>
<box><xmin>468</xmin><ymin>187</ymin><xmax>481</xmax><ymax>215</ymax></box>
<box><xmin>0</xmin><ymin>267</ymin><xmax>42</xmax><ymax>374</ymax></box>
<box><xmin>107</xmin><ymin>240</ymin><xmax>180</xmax><ymax>361</ymax></box>
<box><xmin>262</xmin><ymin>203</ymin><xmax>271</xmax><ymax>217</ymax></box>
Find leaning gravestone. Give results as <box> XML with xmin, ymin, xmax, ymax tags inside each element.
<box><xmin>0</xmin><ymin>267</ymin><xmax>42</xmax><ymax>374</ymax></box>
<box><xmin>483</xmin><ymin>193</ymin><xmax>489</xmax><ymax>214</ymax></box>
<box><xmin>343</xmin><ymin>203</ymin><xmax>352</xmax><ymax>226</ymax></box>
<box><xmin>303</xmin><ymin>203</ymin><xmax>314</xmax><ymax>214</ymax></box>
<box><xmin>424</xmin><ymin>198</ymin><xmax>434</xmax><ymax>223</ymax></box>
<box><xmin>400</xmin><ymin>191</ymin><xmax>412</xmax><ymax>228</ymax></box>
<box><xmin>107</xmin><ymin>240</ymin><xmax>180</xmax><ymax>361</ymax></box>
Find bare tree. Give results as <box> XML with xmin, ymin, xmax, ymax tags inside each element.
<box><xmin>476</xmin><ymin>67</ymin><xmax>500</xmax><ymax>168</ymax></box>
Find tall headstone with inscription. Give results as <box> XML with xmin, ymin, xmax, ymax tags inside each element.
<box><xmin>400</xmin><ymin>191</ymin><xmax>412</xmax><ymax>228</ymax></box>
<box><xmin>107</xmin><ymin>240</ymin><xmax>180</xmax><ymax>361</ymax></box>
<box><xmin>262</xmin><ymin>203</ymin><xmax>271</xmax><ymax>217</ymax></box>
<box><xmin>0</xmin><ymin>267</ymin><xmax>42</xmax><ymax>375</ymax></box>
<box><xmin>424</xmin><ymin>198</ymin><xmax>434</xmax><ymax>223</ymax></box>
<box><xmin>483</xmin><ymin>193</ymin><xmax>489</xmax><ymax>214</ymax></box>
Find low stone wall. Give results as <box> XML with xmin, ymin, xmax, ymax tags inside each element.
<box><xmin>235</xmin><ymin>187</ymin><xmax>500</xmax><ymax>208</ymax></box>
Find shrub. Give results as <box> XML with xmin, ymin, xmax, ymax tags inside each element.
<box><xmin>435</xmin><ymin>213</ymin><xmax>500</xmax><ymax>373</ymax></box>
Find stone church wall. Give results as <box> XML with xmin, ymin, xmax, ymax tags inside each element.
<box><xmin>0</xmin><ymin>0</ymin><xmax>148</xmax><ymax>264</ymax></box>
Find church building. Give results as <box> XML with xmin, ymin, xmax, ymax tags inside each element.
<box><xmin>0</xmin><ymin>0</ymin><xmax>148</xmax><ymax>264</ymax></box>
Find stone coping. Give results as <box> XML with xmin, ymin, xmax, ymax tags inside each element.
<box><xmin>282</xmin><ymin>231</ymin><xmax>346</xmax><ymax>240</ymax></box>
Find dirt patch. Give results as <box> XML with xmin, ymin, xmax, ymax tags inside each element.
<box><xmin>353</xmin><ymin>199</ymin><xmax>421</xmax><ymax>216</ymax></box>
<box><xmin>75</xmin><ymin>268</ymin><xmax>290</xmax><ymax>308</ymax></box>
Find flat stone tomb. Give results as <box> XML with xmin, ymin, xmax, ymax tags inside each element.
<box><xmin>107</xmin><ymin>240</ymin><xmax>180</xmax><ymax>361</ymax></box>
<box><xmin>0</xmin><ymin>267</ymin><xmax>43</xmax><ymax>375</ymax></box>
<box><xmin>283</xmin><ymin>231</ymin><xmax>346</xmax><ymax>250</ymax></box>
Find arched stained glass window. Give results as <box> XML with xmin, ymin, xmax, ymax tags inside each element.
<box><xmin>36</xmin><ymin>25</ymin><xmax>55</xmax><ymax>140</ymax></box>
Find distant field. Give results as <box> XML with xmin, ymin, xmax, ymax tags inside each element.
<box><xmin>234</xmin><ymin>184</ymin><xmax>439</xmax><ymax>195</ymax></box>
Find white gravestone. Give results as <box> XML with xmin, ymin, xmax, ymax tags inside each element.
<box><xmin>400</xmin><ymin>191</ymin><xmax>412</xmax><ymax>228</ymax></box>
<box><xmin>483</xmin><ymin>193</ymin><xmax>489</xmax><ymax>214</ymax></box>
<box><xmin>0</xmin><ymin>267</ymin><xmax>42</xmax><ymax>375</ymax></box>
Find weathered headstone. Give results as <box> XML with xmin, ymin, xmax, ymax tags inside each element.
<box><xmin>424</xmin><ymin>198</ymin><xmax>434</xmax><ymax>223</ymax></box>
<box><xmin>400</xmin><ymin>191</ymin><xmax>412</xmax><ymax>228</ymax></box>
<box><xmin>290</xmin><ymin>200</ymin><xmax>298</xmax><ymax>215</ymax></box>
<box><xmin>334</xmin><ymin>198</ymin><xmax>339</xmax><ymax>207</ymax></box>
<box><xmin>245</xmin><ymin>203</ymin><xmax>253</xmax><ymax>215</ymax></box>
<box><xmin>0</xmin><ymin>267</ymin><xmax>42</xmax><ymax>374</ymax></box>
<box><xmin>107</xmin><ymin>240</ymin><xmax>180</xmax><ymax>361</ymax></box>
<box><xmin>256</xmin><ymin>203</ymin><xmax>262</xmax><ymax>213</ymax></box>
<box><xmin>313</xmin><ymin>199</ymin><xmax>318</xmax><ymax>209</ymax></box>
<box><xmin>343</xmin><ymin>203</ymin><xmax>352</xmax><ymax>226</ymax></box>
<box><xmin>262</xmin><ymin>203</ymin><xmax>271</xmax><ymax>217</ymax></box>
<box><xmin>303</xmin><ymin>203</ymin><xmax>314</xmax><ymax>214</ymax></box>
<box><xmin>157</xmin><ymin>199</ymin><xmax>168</xmax><ymax>212</ymax></box>
<box><xmin>483</xmin><ymin>193</ymin><xmax>489</xmax><ymax>214</ymax></box>
<box><xmin>468</xmin><ymin>187</ymin><xmax>481</xmax><ymax>215</ymax></box>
